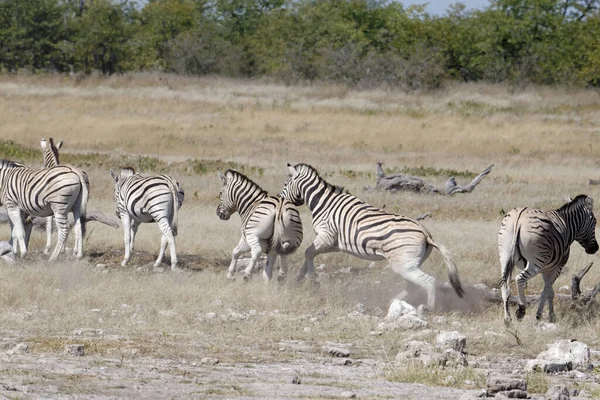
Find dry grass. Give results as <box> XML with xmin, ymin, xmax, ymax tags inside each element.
<box><xmin>1</xmin><ymin>74</ymin><xmax>600</xmax><ymax>393</ymax></box>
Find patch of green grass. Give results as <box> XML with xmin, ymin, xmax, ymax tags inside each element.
<box><xmin>383</xmin><ymin>165</ymin><xmax>476</xmax><ymax>179</ymax></box>
<box><xmin>189</xmin><ymin>159</ymin><xmax>264</xmax><ymax>177</ymax></box>
<box><xmin>338</xmin><ymin>169</ymin><xmax>372</xmax><ymax>180</ymax></box>
<box><xmin>0</xmin><ymin>140</ymin><xmax>40</xmax><ymax>161</ymax></box>
<box><xmin>384</xmin><ymin>361</ymin><xmax>485</xmax><ymax>389</ymax></box>
<box><xmin>525</xmin><ymin>371</ymin><xmax>549</xmax><ymax>394</ymax></box>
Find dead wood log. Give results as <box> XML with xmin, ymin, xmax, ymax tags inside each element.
<box><xmin>589</xmin><ymin>179</ymin><xmax>600</xmax><ymax>185</ymax></box>
<box><xmin>0</xmin><ymin>210</ymin><xmax>119</xmax><ymax>231</ymax></box>
<box><xmin>372</xmin><ymin>162</ymin><xmax>494</xmax><ymax>195</ymax></box>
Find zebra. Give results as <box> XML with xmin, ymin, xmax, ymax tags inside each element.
<box><xmin>279</xmin><ymin>163</ymin><xmax>464</xmax><ymax>310</ymax></box>
<box><xmin>499</xmin><ymin>195</ymin><xmax>598</xmax><ymax>326</ymax></box>
<box><xmin>217</xmin><ymin>169</ymin><xmax>303</xmax><ymax>282</ymax></box>
<box><xmin>0</xmin><ymin>159</ymin><xmax>88</xmax><ymax>261</ymax></box>
<box><xmin>110</xmin><ymin>167</ymin><xmax>184</xmax><ymax>269</ymax></box>
<box><xmin>40</xmin><ymin>138</ymin><xmax>90</xmax><ymax>255</ymax></box>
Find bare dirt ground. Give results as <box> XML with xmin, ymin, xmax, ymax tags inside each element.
<box><xmin>1</xmin><ymin>75</ymin><xmax>600</xmax><ymax>398</ymax></box>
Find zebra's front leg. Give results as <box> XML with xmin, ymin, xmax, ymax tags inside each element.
<box><xmin>227</xmin><ymin>237</ymin><xmax>250</xmax><ymax>280</ymax></box>
<box><xmin>130</xmin><ymin>221</ymin><xmax>139</xmax><ymax>252</ymax></box>
<box><xmin>44</xmin><ymin>216</ymin><xmax>53</xmax><ymax>254</ymax></box>
<box><xmin>515</xmin><ymin>262</ymin><xmax>541</xmax><ymax>321</ymax></box>
<box><xmin>120</xmin><ymin>213</ymin><xmax>132</xmax><ymax>266</ymax></box>
<box><xmin>49</xmin><ymin>211</ymin><xmax>69</xmax><ymax>262</ymax></box>
<box><xmin>263</xmin><ymin>251</ymin><xmax>277</xmax><ymax>283</ymax></box>
<box><xmin>298</xmin><ymin>233</ymin><xmax>336</xmax><ymax>283</ymax></box>
<box><xmin>540</xmin><ymin>270</ymin><xmax>560</xmax><ymax>323</ymax></box>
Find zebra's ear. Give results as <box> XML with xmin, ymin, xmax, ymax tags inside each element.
<box><xmin>218</xmin><ymin>171</ymin><xmax>227</xmax><ymax>185</ymax></box>
<box><xmin>40</xmin><ymin>138</ymin><xmax>47</xmax><ymax>149</ymax></box>
<box><xmin>586</xmin><ymin>196</ymin><xmax>594</xmax><ymax>210</ymax></box>
<box><xmin>110</xmin><ymin>169</ymin><xmax>118</xmax><ymax>182</ymax></box>
<box><xmin>565</xmin><ymin>195</ymin><xmax>573</xmax><ymax>203</ymax></box>
<box><xmin>287</xmin><ymin>163</ymin><xmax>297</xmax><ymax>177</ymax></box>
<box><xmin>55</xmin><ymin>140</ymin><xmax>63</xmax><ymax>150</ymax></box>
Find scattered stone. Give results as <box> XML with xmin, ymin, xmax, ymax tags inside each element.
<box><xmin>6</xmin><ymin>343</ymin><xmax>28</xmax><ymax>355</ymax></box>
<box><xmin>200</xmin><ymin>357</ymin><xmax>219</xmax><ymax>365</ymax></box>
<box><xmin>442</xmin><ymin>349</ymin><xmax>468</xmax><ymax>367</ymax></box>
<box><xmin>494</xmin><ymin>389</ymin><xmax>528</xmax><ymax>398</ymax></box>
<box><xmin>536</xmin><ymin>322</ymin><xmax>558</xmax><ymax>333</ymax></box>
<box><xmin>473</xmin><ymin>283</ymin><xmax>488</xmax><ymax>291</ymax></box>
<box><xmin>526</xmin><ymin>340</ymin><xmax>590</xmax><ymax>373</ymax></box>
<box><xmin>292</xmin><ymin>376</ymin><xmax>301</xmax><ymax>384</ymax></box>
<box><xmin>89</xmin><ymin>309</ymin><xmax>101</xmax><ymax>313</ymax></box>
<box><xmin>416</xmin><ymin>304</ymin><xmax>427</xmax><ymax>318</ymax></box>
<box><xmin>303</xmin><ymin>327</ymin><xmax>311</xmax><ymax>333</ymax></box>
<box><xmin>486</xmin><ymin>377</ymin><xmax>527</xmax><ymax>395</ymax></box>
<box><xmin>546</xmin><ymin>385</ymin><xmax>570</xmax><ymax>400</ymax></box>
<box><xmin>0</xmin><ymin>241</ymin><xmax>15</xmax><ymax>263</ymax></box>
<box><xmin>341</xmin><ymin>391</ymin><xmax>356</xmax><ymax>398</ymax></box>
<box><xmin>64</xmin><ymin>344</ymin><xmax>85</xmax><ymax>356</ymax></box>
<box><xmin>95</xmin><ymin>263</ymin><xmax>107</xmax><ymax>268</ymax></box>
<box><xmin>325</xmin><ymin>346</ymin><xmax>351</xmax><ymax>358</ymax></box>
<box><xmin>436</xmin><ymin>331</ymin><xmax>467</xmax><ymax>352</ymax></box>
<box><xmin>559</xmin><ymin>285</ymin><xmax>570</xmax><ymax>292</ymax></box>
<box><xmin>433</xmin><ymin>316</ymin><xmax>446</xmax><ymax>324</ymax></box>
<box><xmin>395</xmin><ymin>341</ymin><xmax>467</xmax><ymax>368</ymax></box>
<box><xmin>335</xmin><ymin>358</ymin><xmax>353</xmax><ymax>366</ymax></box>
<box><xmin>386</xmin><ymin>299</ymin><xmax>417</xmax><ymax>319</ymax></box>
<box><xmin>205</xmin><ymin>312</ymin><xmax>217</xmax><ymax>320</ymax></box>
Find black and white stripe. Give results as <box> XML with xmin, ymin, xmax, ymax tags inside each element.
<box><xmin>40</xmin><ymin>138</ymin><xmax>90</xmax><ymax>255</ymax></box>
<box><xmin>217</xmin><ymin>169</ymin><xmax>303</xmax><ymax>282</ymax></box>
<box><xmin>499</xmin><ymin>195</ymin><xmax>598</xmax><ymax>325</ymax></box>
<box><xmin>110</xmin><ymin>167</ymin><xmax>184</xmax><ymax>269</ymax></box>
<box><xmin>279</xmin><ymin>163</ymin><xmax>464</xmax><ymax>309</ymax></box>
<box><xmin>0</xmin><ymin>159</ymin><xmax>88</xmax><ymax>260</ymax></box>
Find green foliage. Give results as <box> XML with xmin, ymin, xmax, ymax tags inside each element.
<box><xmin>1</xmin><ymin>0</ymin><xmax>600</xmax><ymax>88</ymax></box>
<box><xmin>0</xmin><ymin>141</ymin><xmax>41</xmax><ymax>161</ymax></box>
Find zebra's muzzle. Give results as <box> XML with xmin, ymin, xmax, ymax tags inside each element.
<box><xmin>585</xmin><ymin>241</ymin><xmax>599</xmax><ymax>254</ymax></box>
<box><xmin>216</xmin><ymin>207</ymin><xmax>231</xmax><ymax>220</ymax></box>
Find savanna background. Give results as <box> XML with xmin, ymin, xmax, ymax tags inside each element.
<box><xmin>1</xmin><ymin>0</ymin><xmax>600</xmax><ymax>398</ymax></box>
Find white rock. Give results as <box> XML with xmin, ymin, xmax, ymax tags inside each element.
<box><xmin>0</xmin><ymin>241</ymin><xmax>15</xmax><ymax>263</ymax></box>
<box><xmin>536</xmin><ymin>322</ymin><xmax>558</xmax><ymax>333</ymax></box>
<box><xmin>526</xmin><ymin>340</ymin><xmax>590</xmax><ymax>372</ymax></box>
<box><xmin>387</xmin><ymin>299</ymin><xmax>417</xmax><ymax>319</ymax></box>
<box><xmin>436</xmin><ymin>331</ymin><xmax>467</xmax><ymax>352</ymax></box>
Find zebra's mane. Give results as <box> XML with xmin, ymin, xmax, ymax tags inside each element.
<box><xmin>225</xmin><ymin>169</ymin><xmax>268</xmax><ymax>196</ymax></box>
<box><xmin>293</xmin><ymin>163</ymin><xmax>348</xmax><ymax>194</ymax></box>
<box><xmin>557</xmin><ymin>194</ymin><xmax>589</xmax><ymax>213</ymax></box>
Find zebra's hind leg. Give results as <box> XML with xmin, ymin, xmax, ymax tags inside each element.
<box><xmin>155</xmin><ymin>234</ymin><xmax>167</xmax><ymax>267</ymax></box>
<box><xmin>120</xmin><ymin>213</ymin><xmax>133</xmax><ymax>266</ymax></box>
<box><xmin>49</xmin><ymin>210</ymin><xmax>70</xmax><ymax>262</ymax></box>
<box><xmin>227</xmin><ymin>237</ymin><xmax>250</xmax><ymax>280</ymax></box>
<box><xmin>278</xmin><ymin>255</ymin><xmax>289</xmax><ymax>284</ymax></box>
<box><xmin>242</xmin><ymin>237</ymin><xmax>263</xmax><ymax>281</ymax></box>
<box><xmin>540</xmin><ymin>269</ymin><xmax>561</xmax><ymax>323</ymax></box>
<box><xmin>515</xmin><ymin>261</ymin><xmax>541</xmax><ymax>321</ymax></box>
<box><xmin>71</xmin><ymin>205</ymin><xmax>83</xmax><ymax>259</ymax></box>
<box><xmin>7</xmin><ymin>207</ymin><xmax>27</xmax><ymax>258</ymax></box>
<box><xmin>44</xmin><ymin>216</ymin><xmax>53</xmax><ymax>254</ymax></box>
<box><xmin>156</xmin><ymin>217</ymin><xmax>178</xmax><ymax>270</ymax></box>
<box><xmin>263</xmin><ymin>251</ymin><xmax>277</xmax><ymax>282</ymax></box>
<box><xmin>389</xmin><ymin>245</ymin><xmax>435</xmax><ymax>311</ymax></box>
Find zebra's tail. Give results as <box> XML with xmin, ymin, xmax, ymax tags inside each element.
<box><xmin>427</xmin><ymin>237</ymin><xmax>464</xmax><ymax>298</ymax></box>
<box><xmin>73</xmin><ymin>167</ymin><xmax>88</xmax><ymax>239</ymax></box>
<box><xmin>273</xmin><ymin>200</ymin><xmax>302</xmax><ymax>255</ymax></box>
<box><xmin>500</xmin><ymin>226</ymin><xmax>520</xmax><ymax>287</ymax></box>
<box><xmin>167</xmin><ymin>179</ymin><xmax>179</xmax><ymax>237</ymax></box>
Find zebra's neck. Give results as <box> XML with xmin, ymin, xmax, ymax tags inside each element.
<box><xmin>236</xmin><ymin>187</ymin><xmax>267</xmax><ymax>219</ymax></box>
<box><xmin>552</xmin><ymin>207</ymin><xmax>579</xmax><ymax>243</ymax></box>
<box><xmin>43</xmin><ymin>149</ymin><xmax>59</xmax><ymax>168</ymax></box>
<box><xmin>303</xmin><ymin>177</ymin><xmax>336</xmax><ymax>215</ymax></box>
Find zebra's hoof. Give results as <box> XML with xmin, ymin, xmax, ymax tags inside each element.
<box><xmin>277</xmin><ymin>274</ymin><xmax>287</xmax><ymax>285</ymax></box>
<box><xmin>504</xmin><ymin>317</ymin><xmax>512</xmax><ymax>327</ymax></box>
<box><xmin>548</xmin><ymin>314</ymin><xmax>556</xmax><ymax>323</ymax></box>
<box><xmin>226</xmin><ymin>274</ymin><xmax>235</xmax><ymax>281</ymax></box>
<box><xmin>243</xmin><ymin>273</ymin><xmax>251</xmax><ymax>282</ymax></box>
<box><xmin>516</xmin><ymin>305</ymin><xmax>526</xmax><ymax>321</ymax></box>
<box><xmin>121</xmin><ymin>261</ymin><xmax>128</xmax><ymax>267</ymax></box>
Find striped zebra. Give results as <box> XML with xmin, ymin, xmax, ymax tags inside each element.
<box><xmin>279</xmin><ymin>163</ymin><xmax>464</xmax><ymax>310</ymax></box>
<box><xmin>0</xmin><ymin>159</ymin><xmax>88</xmax><ymax>261</ymax></box>
<box><xmin>499</xmin><ymin>195</ymin><xmax>598</xmax><ymax>325</ymax></box>
<box><xmin>217</xmin><ymin>170</ymin><xmax>303</xmax><ymax>282</ymax></box>
<box><xmin>110</xmin><ymin>168</ymin><xmax>184</xmax><ymax>269</ymax></box>
<box><xmin>40</xmin><ymin>138</ymin><xmax>90</xmax><ymax>255</ymax></box>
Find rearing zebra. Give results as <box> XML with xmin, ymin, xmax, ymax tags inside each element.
<box><xmin>217</xmin><ymin>170</ymin><xmax>303</xmax><ymax>282</ymax></box>
<box><xmin>110</xmin><ymin>168</ymin><xmax>184</xmax><ymax>269</ymax></box>
<box><xmin>499</xmin><ymin>195</ymin><xmax>598</xmax><ymax>325</ymax></box>
<box><xmin>0</xmin><ymin>159</ymin><xmax>88</xmax><ymax>261</ymax></box>
<box><xmin>279</xmin><ymin>163</ymin><xmax>464</xmax><ymax>310</ymax></box>
<box><xmin>40</xmin><ymin>138</ymin><xmax>90</xmax><ymax>255</ymax></box>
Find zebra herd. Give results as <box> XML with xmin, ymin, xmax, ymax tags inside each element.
<box><xmin>0</xmin><ymin>138</ymin><xmax>597</xmax><ymax>326</ymax></box>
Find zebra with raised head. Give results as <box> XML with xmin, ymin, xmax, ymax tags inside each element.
<box><xmin>499</xmin><ymin>195</ymin><xmax>598</xmax><ymax>325</ymax></box>
<box><xmin>217</xmin><ymin>169</ymin><xmax>303</xmax><ymax>282</ymax></box>
<box><xmin>0</xmin><ymin>159</ymin><xmax>88</xmax><ymax>260</ymax></box>
<box><xmin>110</xmin><ymin>167</ymin><xmax>184</xmax><ymax>269</ymax></box>
<box><xmin>40</xmin><ymin>138</ymin><xmax>90</xmax><ymax>255</ymax></box>
<box><xmin>279</xmin><ymin>163</ymin><xmax>464</xmax><ymax>310</ymax></box>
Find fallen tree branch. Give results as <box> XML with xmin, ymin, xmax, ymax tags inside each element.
<box><xmin>589</xmin><ymin>179</ymin><xmax>600</xmax><ymax>185</ymax></box>
<box><xmin>371</xmin><ymin>162</ymin><xmax>494</xmax><ymax>195</ymax></box>
<box><xmin>0</xmin><ymin>210</ymin><xmax>119</xmax><ymax>230</ymax></box>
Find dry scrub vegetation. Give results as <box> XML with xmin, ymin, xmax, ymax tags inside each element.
<box><xmin>0</xmin><ymin>74</ymin><xmax>600</xmax><ymax>398</ymax></box>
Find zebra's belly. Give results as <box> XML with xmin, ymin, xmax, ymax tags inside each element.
<box><xmin>338</xmin><ymin>245</ymin><xmax>386</xmax><ymax>261</ymax></box>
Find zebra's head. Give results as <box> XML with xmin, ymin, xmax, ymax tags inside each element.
<box><xmin>40</xmin><ymin>138</ymin><xmax>63</xmax><ymax>168</ymax></box>
<box><xmin>216</xmin><ymin>170</ymin><xmax>235</xmax><ymax>220</ymax></box>
<box><xmin>278</xmin><ymin>163</ymin><xmax>306</xmax><ymax>206</ymax></box>
<box><xmin>568</xmin><ymin>195</ymin><xmax>599</xmax><ymax>255</ymax></box>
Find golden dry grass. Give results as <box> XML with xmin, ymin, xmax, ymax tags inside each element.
<box><xmin>1</xmin><ymin>73</ymin><xmax>600</xmax><ymax>394</ymax></box>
